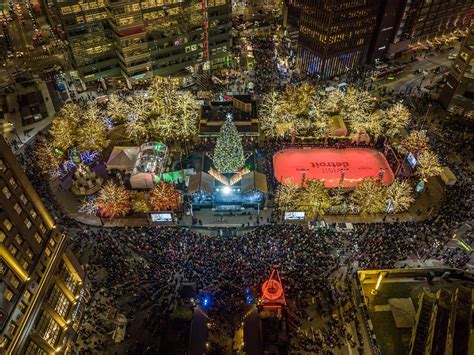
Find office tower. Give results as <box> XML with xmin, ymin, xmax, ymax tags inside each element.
<box><xmin>0</xmin><ymin>137</ymin><xmax>87</xmax><ymax>354</ymax></box>
<box><xmin>408</xmin><ymin>287</ymin><xmax>472</xmax><ymax>355</ymax></box>
<box><xmin>47</xmin><ymin>0</ymin><xmax>119</xmax><ymax>82</ymax></box>
<box><xmin>284</xmin><ymin>0</ymin><xmax>473</xmax><ymax>76</ymax></box>
<box><xmin>293</xmin><ymin>0</ymin><xmax>380</xmax><ymax>78</ymax></box>
<box><xmin>439</xmin><ymin>24</ymin><xmax>474</xmax><ymax>116</ymax></box>
<box><xmin>371</xmin><ymin>0</ymin><xmax>473</xmax><ymax>61</ymax></box>
<box><xmin>47</xmin><ymin>0</ymin><xmax>232</xmax><ymax>85</ymax></box>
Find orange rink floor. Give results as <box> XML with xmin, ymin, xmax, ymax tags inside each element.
<box><xmin>273</xmin><ymin>148</ymin><xmax>395</xmax><ymax>188</ymax></box>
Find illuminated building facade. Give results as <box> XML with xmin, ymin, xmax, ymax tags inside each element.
<box><xmin>439</xmin><ymin>24</ymin><xmax>474</xmax><ymax>116</ymax></box>
<box><xmin>295</xmin><ymin>0</ymin><xmax>380</xmax><ymax>78</ymax></box>
<box><xmin>370</xmin><ymin>0</ymin><xmax>473</xmax><ymax>60</ymax></box>
<box><xmin>285</xmin><ymin>0</ymin><xmax>473</xmax><ymax>76</ymax></box>
<box><xmin>48</xmin><ymin>0</ymin><xmax>232</xmax><ymax>83</ymax></box>
<box><xmin>0</xmin><ymin>137</ymin><xmax>88</xmax><ymax>354</ymax></box>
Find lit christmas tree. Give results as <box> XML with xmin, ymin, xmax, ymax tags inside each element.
<box><xmin>212</xmin><ymin>114</ymin><xmax>246</xmax><ymax>173</ymax></box>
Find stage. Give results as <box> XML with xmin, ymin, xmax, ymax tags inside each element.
<box><xmin>273</xmin><ymin>148</ymin><xmax>395</xmax><ymax>188</ymax></box>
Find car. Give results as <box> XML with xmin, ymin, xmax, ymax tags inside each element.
<box><xmin>7</xmin><ymin>51</ymin><xmax>14</xmax><ymax>58</ymax></box>
<box><xmin>448</xmin><ymin>54</ymin><xmax>457</xmax><ymax>60</ymax></box>
<box><xmin>15</xmin><ymin>51</ymin><xmax>24</xmax><ymax>58</ymax></box>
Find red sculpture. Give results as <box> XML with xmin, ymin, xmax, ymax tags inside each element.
<box><xmin>259</xmin><ymin>267</ymin><xmax>286</xmax><ymax>317</ymax></box>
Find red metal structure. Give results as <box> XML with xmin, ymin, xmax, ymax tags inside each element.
<box><xmin>259</xmin><ymin>268</ymin><xmax>286</xmax><ymax>317</ymax></box>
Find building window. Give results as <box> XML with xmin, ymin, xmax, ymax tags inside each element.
<box><xmin>8</xmin><ymin>177</ymin><xmax>18</xmax><ymax>189</ymax></box>
<box><xmin>26</xmin><ymin>248</ymin><xmax>33</xmax><ymax>260</ymax></box>
<box><xmin>20</xmin><ymin>193</ymin><xmax>28</xmax><ymax>205</ymax></box>
<box><xmin>35</xmin><ymin>311</ymin><xmax>61</xmax><ymax>347</ymax></box>
<box><xmin>48</xmin><ymin>285</ymin><xmax>71</xmax><ymax>318</ymax></box>
<box><xmin>59</xmin><ymin>263</ymin><xmax>79</xmax><ymax>294</ymax></box>
<box><xmin>34</xmin><ymin>233</ymin><xmax>42</xmax><ymax>244</ymax></box>
<box><xmin>18</xmin><ymin>301</ymin><xmax>27</xmax><ymax>313</ymax></box>
<box><xmin>24</xmin><ymin>290</ymin><xmax>31</xmax><ymax>301</ymax></box>
<box><xmin>4</xmin><ymin>289</ymin><xmax>14</xmax><ymax>301</ymax></box>
<box><xmin>3</xmin><ymin>218</ymin><xmax>12</xmax><ymax>230</ymax></box>
<box><xmin>21</xmin><ymin>258</ymin><xmax>29</xmax><ymax>270</ymax></box>
<box><xmin>0</xmin><ymin>159</ymin><xmax>5</xmax><ymax>172</ymax></box>
<box><xmin>14</xmin><ymin>203</ymin><xmax>22</xmax><ymax>214</ymax></box>
<box><xmin>8</xmin><ymin>322</ymin><xmax>16</xmax><ymax>336</ymax></box>
<box><xmin>10</xmin><ymin>274</ymin><xmax>20</xmax><ymax>288</ymax></box>
<box><xmin>45</xmin><ymin>247</ymin><xmax>52</xmax><ymax>257</ymax></box>
<box><xmin>0</xmin><ymin>336</ymin><xmax>10</xmax><ymax>350</ymax></box>
<box><xmin>2</xmin><ymin>186</ymin><xmax>11</xmax><ymax>199</ymax></box>
<box><xmin>25</xmin><ymin>340</ymin><xmax>47</xmax><ymax>355</ymax></box>
<box><xmin>49</xmin><ymin>238</ymin><xmax>56</xmax><ymax>248</ymax></box>
<box><xmin>29</xmin><ymin>208</ymin><xmax>37</xmax><ymax>219</ymax></box>
<box><xmin>39</xmin><ymin>224</ymin><xmax>46</xmax><ymax>233</ymax></box>
<box><xmin>8</xmin><ymin>244</ymin><xmax>17</xmax><ymax>256</ymax></box>
<box><xmin>25</xmin><ymin>218</ymin><xmax>32</xmax><ymax>229</ymax></box>
<box><xmin>14</xmin><ymin>234</ymin><xmax>23</xmax><ymax>246</ymax></box>
<box><xmin>0</xmin><ymin>230</ymin><xmax>5</xmax><ymax>242</ymax></box>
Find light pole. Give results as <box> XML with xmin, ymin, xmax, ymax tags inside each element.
<box><xmin>420</xmin><ymin>103</ymin><xmax>432</xmax><ymax>130</ymax></box>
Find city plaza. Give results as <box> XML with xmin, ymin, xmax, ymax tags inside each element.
<box><xmin>0</xmin><ymin>1</ymin><xmax>472</xmax><ymax>354</ymax></box>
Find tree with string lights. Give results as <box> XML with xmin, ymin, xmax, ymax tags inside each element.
<box><xmin>383</xmin><ymin>102</ymin><xmax>411</xmax><ymax>138</ymax></box>
<box><xmin>78</xmin><ymin>196</ymin><xmax>99</xmax><ymax>215</ymax></box>
<box><xmin>150</xmin><ymin>182</ymin><xmax>182</xmax><ymax>211</ymax></box>
<box><xmin>132</xmin><ymin>191</ymin><xmax>152</xmax><ymax>213</ymax></box>
<box><xmin>212</xmin><ymin>114</ymin><xmax>246</xmax><ymax>173</ymax></box>
<box><xmin>416</xmin><ymin>149</ymin><xmax>443</xmax><ymax>180</ymax></box>
<box><xmin>258</xmin><ymin>91</ymin><xmax>283</xmax><ymax>138</ymax></box>
<box><xmin>149</xmin><ymin>91</ymin><xmax>199</xmax><ymax>141</ymax></box>
<box><xmin>386</xmin><ymin>179</ymin><xmax>414</xmax><ymax>213</ymax></box>
<box><xmin>106</xmin><ymin>94</ymin><xmax>130</xmax><ymax>123</ymax></box>
<box><xmin>297</xmin><ymin>179</ymin><xmax>331</xmax><ymax>219</ymax></box>
<box><xmin>95</xmin><ymin>181</ymin><xmax>131</xmax><ymax>218</ymax></box>
<box><xmin>49</xmin><ymin>102</ymin><xmax>109</xmax><ymax>152</ymax></box>
<box><xmin>275</xmin><ymin>179</ymin><xmax>300</xmax><ymax>211</ymax></box>
<box><xmin>323</xmin><ymin>90</ymin><xmax>342</xmax><ymax>114</ymax></box>
<box><xmin>49</xmin><ymin>103</ymin><xmax>81</xmax><ymax>152</ymax></box>
<box><xmin>124</xmin><ymin>94</ymin><xmax>153</xmax><ymax>141</ymax></box>
<box><xmin>351</xmin><ymin>178</ymin><xmax>386</xmax><ymax>215</ymax></box>
<box><xmin>399</xmin><ymin>130</ymin><xmax>430</xmax><ymax>155</ymax></box>
<box><xmin>146</xmin><ymin>77</ymin><xmax>199</xmax><ymax>141</ymax></box>
<box><xmin>34</xmin><ymin>134</ymin><xmax>63</xmax><ymax>177</ymax></box>
<box><xmin>77</xmin><ymin>102</ymin><xmax>110</xmax><ymax>152</ymax></box>
<box><xmin>328</xmin><ymin>187</ymin><xmax>349</xmax><ymax>214</ymax></box>
<box><xmin>308</xmin><ymin>100</ymin><xmax>332</xmax><ymax>139</ymax></box>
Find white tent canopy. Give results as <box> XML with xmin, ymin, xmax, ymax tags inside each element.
<box><xmin>130</xmin><ymin>173</ymin><xmax>155</xmax><ymax>189</ymax></box>
<box><xmin>106</xmin><ymin>147</ymin><xmax>139</xmax><ymax>172</ymax></box>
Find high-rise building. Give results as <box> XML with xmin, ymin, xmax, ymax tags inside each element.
<box><xmin>408</xmin><ymin>287</ymin><xmax>472</xmax><ymax>355</ymax></box>
<box><xmin>0</xmin><ymin>137</ymin><xmax>88</xmax><ymax>354</ymax></box>
<box><xmin>46</xmin><ymin>0</ymin><xmax>232</xmax><ymax>85</ymax></box>
<box><xmin>284</xmin><ymin>0</ymin><xmax>473</xmax><ymax>77</ymax></box>
<box><xmin>289</xmin><ymin>0</ymin><xmax>380</xmax><ymax>78</ymax></box>
<box><xmin>439</xmin><ymin>24</ymin><xmax>474</xmax><ymax>116</ymax></box>
<box><xmin>369</xmin><ymin>0</ymin><xmax>473</xmax><ymax>61</ymax></box>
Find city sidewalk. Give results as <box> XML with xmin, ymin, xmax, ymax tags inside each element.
<box><xmin>47</xmin><ymin>173</ymin><xmax>445</xmax><ymax>229</ymax></box>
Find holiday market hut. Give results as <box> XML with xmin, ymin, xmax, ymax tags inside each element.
<box><xmin>240</xmin><ymin>171</ymin><xmax>268</xmax><ymax>208</ymax></box>
<box><xmin>106</xmin><ymin>146</ymin><xmax>139</xmax><ymax>172</ymax></box>
<box><xmin>188</xmin><ymin>172</ymin><xmax>215</xmax><ymax>208</ymax></box>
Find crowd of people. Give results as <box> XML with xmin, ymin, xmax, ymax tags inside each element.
<box><xmin>69</xmin><ymin>223</ymin><xmax>374</xmax><ymax>353</ymax></box>
<box><xmin>249</xmin><ymin>35</ymin><xmax>282</xmax><ymax>95</ymax></box>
